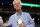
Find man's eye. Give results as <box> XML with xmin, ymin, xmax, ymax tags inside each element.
<box><xmin>14</xmin><ymin>4</ymin><xmax>16</xmax><ymax>5</ymax></box>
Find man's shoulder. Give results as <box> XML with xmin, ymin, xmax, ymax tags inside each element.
<box><xmin>10</xmin><ymin>14</ymin><xmax>16</xmax><ymax>17</ymax></box>
<box><xmin>23</xmin><ymin>12</ymin><xmax>29</xmax><ymax>15</ymax></box>
<box><xmin>9</xmin><ymin>14</ymin><xmax>16</xmax><ymax>20</ymax></box>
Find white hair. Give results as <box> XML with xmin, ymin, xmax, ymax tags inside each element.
<box><xmin>13</xmin><ymin>0</ymin><xmax>21</xmax><ymax>5</ymax></box>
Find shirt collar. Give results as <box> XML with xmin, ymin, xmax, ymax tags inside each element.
<box><xmin>16</xmin><ymin>11</ymin><xmax>22</xmax><ymax>15</ymax></box>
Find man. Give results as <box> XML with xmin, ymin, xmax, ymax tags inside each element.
<box><xmin>7</xmin><ymin>0</ymin><xmax>35</xmax><ymax>27</ymax></box>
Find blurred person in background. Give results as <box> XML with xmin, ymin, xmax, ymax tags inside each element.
<box><xmin>4</xmin><ymin>19</ymin><xmax>8</xmax><ymax>26</ymax></box>
<box><xmin>0</xmin><ymin>16</ymin><xmax>4</xmax><ymax>27</ymax></box>
<box><xmin>0</xmin><ymin>16</ymin><xmax>3</xmax><ymax>25</ymax></box>
<box><xmin>7</xmin><ymin>0</ymin><xmax>35</xmax><ymax>27</ymax></box>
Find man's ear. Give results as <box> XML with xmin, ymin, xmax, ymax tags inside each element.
<box><xmin>21</xmin><ymin>5</ymin><xmax>22</xmax><ymax>8</ymax></box>
<box><xmin>14</xmin><ymin>6</ymin><xmax>16</xmax><ymax>9</ymax></box>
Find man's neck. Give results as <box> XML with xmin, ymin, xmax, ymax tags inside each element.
<box><xmin>16</xmin><ymin>9</ymin><xmax>21</xmax><ymax>14</ymax></box>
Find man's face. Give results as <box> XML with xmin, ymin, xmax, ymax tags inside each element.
<box><xmin>13</xmin><ymin>1</ymin><xmax>22</xmax><ymax>10</ymax></box>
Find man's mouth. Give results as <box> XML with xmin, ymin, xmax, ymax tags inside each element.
<box><xmin>16</xmin><ymin>7</ymin><xmax>19</xmax><ymax>8</ymax></box>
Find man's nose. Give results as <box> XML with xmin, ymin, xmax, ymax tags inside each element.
<box><xmin>16</xmin><ymin>4</ymin><xmax>18</xmax><ymax>6</ymax></box>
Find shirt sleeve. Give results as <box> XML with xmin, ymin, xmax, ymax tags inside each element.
<box><xmin>7</xmin><ymin>16</ymin><xmax>13</xmax><ymax>26</ymax></box>
<box><xmin>26</xmin><ymin>13</ymin><xmax>35</xmax><ymax>27</ymax></box>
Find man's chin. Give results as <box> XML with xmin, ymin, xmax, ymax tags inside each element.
<box><xmin>16</xmin><ymin>9</ymin><xmax>20</xmax><ymax>11</ymax></box>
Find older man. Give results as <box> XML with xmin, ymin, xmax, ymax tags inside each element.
<box><xmin>7</xmin><ymin>0</ymin><xmax>35</xmax><ymax>27</ymax></box>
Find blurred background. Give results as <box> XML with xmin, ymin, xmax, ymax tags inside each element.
<box><xmin>0</xmin><ymin>0</ymin><xmax>40</xmax><ymax>27</ymax></box>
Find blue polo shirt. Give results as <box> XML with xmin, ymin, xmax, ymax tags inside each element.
<box><xmin>7</xmin><ymin>12</ymin><xmax>35</xmax><ymax>27</ymax></box>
